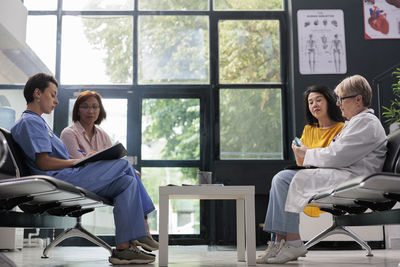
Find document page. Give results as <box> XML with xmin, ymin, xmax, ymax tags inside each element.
<box><xmin>73</xmin><ymin>142</ymin><xmax>128</xmax><ymax>167</ymax></box>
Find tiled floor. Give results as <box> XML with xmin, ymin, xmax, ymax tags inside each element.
<box><xmin>1</xmin><ymin>246</ymin><xmax>400</xmax><ymax>267</ymax></box>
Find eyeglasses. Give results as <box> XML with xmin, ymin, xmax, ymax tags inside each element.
<box><xmin>79</xmin><ymin>105</ymin><xmax>99</xmax><ymax>111</ymax></box>
<box><xmin>336</xmin><ymin>94</ymin><xmax>358</xmax><ymax>105</ymax></box>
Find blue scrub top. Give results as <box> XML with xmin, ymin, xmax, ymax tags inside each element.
<box><xmin>11</xmin><ymin>111</ymin><xmax>70</xmax><ymax>177</ymax></box>
<box><xmin>11</xmin><ymin>110</ymin><xmax>155</xmax><ymax>243</ymax></box>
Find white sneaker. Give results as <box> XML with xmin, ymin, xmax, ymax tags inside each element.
<box><xmin>266</xmin><ymin>242</ymin><xmax>307</xmax><ymax>264</ymax></box>
<box><xmin>257</xmin><ymin>241</ymin><xmax>274</xmax><ymax>258</ymax></box>
<box><xmin>256</xmin><ymin>240</ymin><xmax>282</xmax><ymax>264</ymax></box>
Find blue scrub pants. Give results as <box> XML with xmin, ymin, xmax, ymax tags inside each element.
<box><xmin>263</xmin><ymin>170</ymin><xmax>300</xmax><ymax>235</ymax></box>
<box><xmin>55</xmin><ymin>159</ymin><xmax>155</xmax><ymax>245</ymax></box>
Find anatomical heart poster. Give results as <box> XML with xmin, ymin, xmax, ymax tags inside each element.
<box><xmin>364</xmin><ymin>0</ymin><xmax>400</xmax><ymax>39</ymax></box>
<box><xmin>297</xmin><ymin>9</ymin><xmax>347</xmax><ymax>75</ymax></box>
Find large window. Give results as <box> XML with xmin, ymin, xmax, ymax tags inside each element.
<box><xmin>214</xmin><ymin>0</ymin><xmax>283</xmax><ymax>10</ymax></box>
<box><xmin>219</xmin><ymin>20</ymin><xmax>281</xmax><ymax>84</ymax></box>
<box><xmin>139</xmin><ymin>0</ymin><xmax>208</xmax><ymax>11</ymax></box>
<box><xmin>26</xmin><ymin>16</ymin><xmax>57</xmax><ymax>74</ymax></box>
<box><xmin>142</xmin><ymin>98</ymin><xmax>200</xmax><ymax>160</ymax></box>
<box><xmin>138</xmin><ymin>16</ymin><xmax>209</xmax><ymax>84</ymax></box>
<box><xmin>220</xmin><ymin>89</ymin><xmax>282</xmax><ymax>159</ymax></box>
<box><xmin>0</xmin><ymin>0</ymin><xmax>287</xmax><ymax>243</ymax></box>
<box><xmin>62</xmin><ymin>16</ymin><xmax>133</xmax><ymax>84</ymax></box>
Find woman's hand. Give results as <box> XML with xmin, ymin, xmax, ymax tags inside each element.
<box><xmin>291</xmin><ymin>141</ymin><xmax>308</xmax><ymax>166</ymax></box>
<box><xmin>35</xmin><ymin>153</ymin><xmax>78</xmax><ymax>171</ymax></box>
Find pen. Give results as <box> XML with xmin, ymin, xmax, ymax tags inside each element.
<box><xmin>77</xmin><ymin>149</ymin><xmax>87</xmax><ymax>155</ymax></box>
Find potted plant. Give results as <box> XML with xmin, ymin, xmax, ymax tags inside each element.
<box><xmin>382</xmin><ymin>68</ymin><xmax>400</xmax><ymax>133</ymax></box>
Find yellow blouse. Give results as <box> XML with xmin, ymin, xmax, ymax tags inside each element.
<box><xmin>300</xmin><ymin>122</ymin><xmax>344</xmax><ymax>149</ymax></box>
<box><xmin>299</xmin><ymin>122</ymin><xmax>344</xmax><ymax>217</ymax></box>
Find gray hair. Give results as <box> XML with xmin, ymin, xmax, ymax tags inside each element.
<box><xmin>334</xmin><ymin>74</ymin><xmax>372</xmax><ymax>107</ymax></box>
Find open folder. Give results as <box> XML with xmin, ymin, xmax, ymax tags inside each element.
<box><xmin>73</xmin><ymin>142</ymin><xmax>128</xmax><ymax>167</ymax></box>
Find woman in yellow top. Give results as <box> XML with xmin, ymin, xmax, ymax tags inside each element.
<box><xmin>299</xmin><ymin>85</ymin><xmax>344</xmax><ymax>217</ymax></box>
<box><xmin>257</xmin><ymin>84</ymin><xmax>344</xmax><ymax>264</ymax></box>
<box><xmin>296</xmin><ymin>85</ymin><xmax>344</xmax><ymax>163</ymax></box>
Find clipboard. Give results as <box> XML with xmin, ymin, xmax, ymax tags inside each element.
<box><xmin>73</xmin><ymin>142</ymin><xmax>128</xmax><ymax>167</ymax></box>
<box><xmin>284</xmin><ymin>165</ymin><xmax>317</xmax><ymax>170</ymax></box>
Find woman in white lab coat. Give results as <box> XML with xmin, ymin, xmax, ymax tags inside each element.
<box><xmin>259</xmin><ymin>75</ymin><xmax>387</xmax><ymax>264</ymax></box>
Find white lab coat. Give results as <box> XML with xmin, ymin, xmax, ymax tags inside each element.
<box><xmin>285</xmin><ymin>109</ymin><xmax>387</xmax><ymax>213</ymax></box>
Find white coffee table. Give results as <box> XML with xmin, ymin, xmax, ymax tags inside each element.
<box><xmin>158</xmin><ymin>185</ymin><xmax>256</xmax><ymax>266</ymax></box>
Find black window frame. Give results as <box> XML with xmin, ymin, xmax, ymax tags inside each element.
<box><xmin>0</xmin><ymin>0</ymin><xmax>290</xmax><ymax>245</ymax></box>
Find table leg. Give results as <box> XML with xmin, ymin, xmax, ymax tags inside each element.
<box><xmin>159</xmin><ymin>192</ymin><xmax>169</xmax><ymax>266</ymax></box>
<box><xmin>245</xmin><ymin>193</ymin><xmax>256</xmax><ymax>266</ymax></box>
<box><xmin>237</xmin><ymin>198</ymin><xmax>245</xmax><ymax>262</ymax></box>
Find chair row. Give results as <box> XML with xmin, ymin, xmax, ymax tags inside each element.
<box><xmin>0</xmin><ymin>128</ymin><xmax>113</xmax><ymax>258</ymax></box>
<box><xmin>305</xmin><ymin>129</ymin><xmax>400</xmax><ymax>256</ymax></box>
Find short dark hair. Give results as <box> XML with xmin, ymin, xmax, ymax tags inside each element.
<box><xmin>24</xmin><ymin>73</ymin><xmax>58</xmax><ymax>104</ymax></box>
<box><xmin>303</xmin><ymin>85</ymin><xmax>344</xmax><ymax>125</ymax></box>
<box><xmin>72</xmin><ymin>90</ymin><xmax>107</xmax><ymax>125</ymax></box>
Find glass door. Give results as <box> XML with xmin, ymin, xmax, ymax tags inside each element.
<box><xmin>138</xmin><ymin>95</ymin><xmax>208</xmax><ymax>236</ymax></box>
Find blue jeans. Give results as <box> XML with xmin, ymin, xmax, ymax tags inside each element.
<box><xmin>263</xmin><ymin>170</ymin><xmax>300</xmax><ymax>235</ymax></box>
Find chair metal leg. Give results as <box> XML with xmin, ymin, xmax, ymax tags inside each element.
<box><xmin>305</xmin><ymin>223</ymin><xmax>373</xmax><ymax>257</ymax></box>
<box><xmin>336</xmin><ymin>226</ymin><xmax>373</xmax><ymax>257</ymax></box>
<box><xmin>42</xmin><ymin>217</ymin><xmax>112</xmax><ymax>258</ymax></box>
<box><xmin>305</xmin><ymin>223</ymin><xmax>338</xmax><ymax>249</ymax></box>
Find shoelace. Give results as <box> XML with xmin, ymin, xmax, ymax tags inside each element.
<box><xmin>258</xmin><ymin>241</ymin><xmax>274</xmax><ymax>258</ymax></box>
<box><xmin>274</xmin><ymin>240</ymin><xmax>285</xmax><ymax>255</ymax></box>
<box><xmin>264</xmin><ymin>241</ymin><xmax>274</xmax><ymax>252</ymax></box>
<box><xmin>128</xmin><ymin>245</ymin><xmax>143</xmax><ymax>254</ymax></box>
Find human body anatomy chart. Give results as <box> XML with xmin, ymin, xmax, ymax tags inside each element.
<box><xmin>364</xmin><ymin>0</ymin><xmax>400</xmax><ymax>39</ymax></box>
<box><xmin>297</xmin><ymin>9</ymin><xmax>347</xmax><ymax>75</ymax></box>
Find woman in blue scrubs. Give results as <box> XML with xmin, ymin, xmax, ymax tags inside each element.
<box><xmin>11</xmin><ymin>73</ymin><xmax>156</xmax><ymax>265</ymax></box>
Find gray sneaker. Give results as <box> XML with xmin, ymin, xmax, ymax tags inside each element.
<box><xmin>134</xmin><ymin>233</ymin><xmax>159</xmax><ymax>251</ymax></box>
<box><xmin>108</xmin><ymin>246</ymin><xmax>155</xmax><ymax>265</ymax></box>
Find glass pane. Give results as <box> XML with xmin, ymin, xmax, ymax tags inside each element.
<box><xmin>27</xmin><ymin>16</ymin><xmax>57</xmax><ymax>74</ymax></box>
<box><xmin>219</xmin><ymin>20</ymin><xmax>281</xmax><ymax>84</ymax></box>
<box><xmin>220</xmin><ymin>89</ymin><xmax>282</xmax><ymax>159</ymax></box>
<box><xmin>141</xmin><ymin>167</ymin><xmax>199</xmax><ymax>234</ymax></box>
<box><xmin>0</xmin><ymin>89</ymin><xmax>53</xmax><ymax>129</ymax></box>
<box><xmin>61</xmin><ymin>16</ymin><xmax>133</xmax><ymax>84</ymax></box>
<box><xmin>139</xmin><ymin>0</ymin><xmax>208</xmax><ymax>11</ymax></box>
<box><xmin>139</xmin><ymin>16</ymin><xmax>209</xmax><ymax>84</ymax></box>
<box><xmin>82</xmin><ymin>206</ymin><xmax>115</xmax><ymax>235</ymax></box>
<box><xmin>214</xmin><ymin>0</ymin><xmax>282</xmax><ymax>10</ymax></box>
<box><xmin>63</xmin><ymin>0</ymin><xmax>133</xmax><ymax>11</ymax></box>
<box><xmin>23</xmin><ymin>0</ymin><xmax>57</xmax><ymax>10</ymax></box>
<box><xmin>142</xmin><ymin>98</ymin><xmax>200</xmax><ymax>160</ymax></box>
<box><xmin>68</xmin><ymin>98</ymin><xmax>127</xmax><ymax>148</ymax></box>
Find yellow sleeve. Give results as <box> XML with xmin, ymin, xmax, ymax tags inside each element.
<box><xmin>300</xmin><ymin>124</ymin><xmax>314</xmax><ymax>148</ymax></box>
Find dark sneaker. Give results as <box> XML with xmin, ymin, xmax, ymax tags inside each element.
<box><xmin>141</xmin><ymin>249</ymin><xmax>156</xmax><ymax>258</ymax></box>
<box><xmin>134</xmin><ymin>233</ymin><xmax>159</xmax><ymax>252</ymax></box>
<box><xmin>108</xmin><ymin>246</ymin><xmax>155</xmax><ymax>265</ymax></box>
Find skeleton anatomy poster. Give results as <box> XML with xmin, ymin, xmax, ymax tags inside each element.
<box><xmin>297</xmin><ymin>9</ymin><xmax>347</xmax><ymax>75</ymax></box>
<box><xmin>363</xmin><ymin>0</ymin><xmax>400</xmax><ymax>39</ymax></box>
